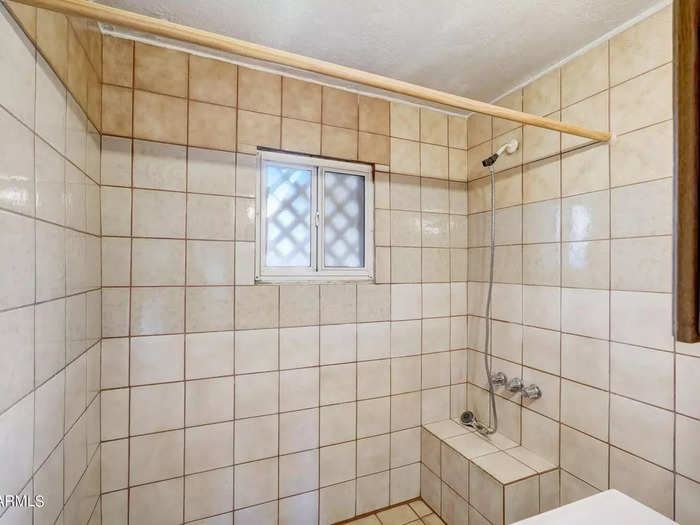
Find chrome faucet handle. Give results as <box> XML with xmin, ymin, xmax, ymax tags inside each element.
<box><xmin>491</xmin><ymin>372</ymin><xmax>507</xmax><ymax>386</ymax></box>
<box><xmin>506</xmin><ymin>377</ymin><xmax>523</xmax><ymax>392</ymax></box>
<box><xmin>522</xmin><ymin>384</ymin><xmax>542</xmax><ymax>400</ymax></box>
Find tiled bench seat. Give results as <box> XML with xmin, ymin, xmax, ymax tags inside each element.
<box><xmin>420</xmin><ymin>419</ymin><xmax>560</xmax><ymax>525</ymax></box>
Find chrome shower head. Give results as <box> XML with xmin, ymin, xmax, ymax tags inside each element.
<box><xmin>481</xmin><ymin>138</ymin><xmax>519</xmax><ymax>167</ymax></box>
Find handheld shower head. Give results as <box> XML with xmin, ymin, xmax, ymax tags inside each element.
<box><xmin>481</xmin><ymin>138</ymin><xmax>519</xmax><ymax>167</ymax></box>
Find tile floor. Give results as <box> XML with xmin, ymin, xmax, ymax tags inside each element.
<box><xmin>345</xmin><ymin>499</ymin><xmax>443</xmax><ymax>525</ymax></box>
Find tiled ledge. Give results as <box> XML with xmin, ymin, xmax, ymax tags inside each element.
<box><xmin>420</xmin><ymin>419</ymin><xmax>560</xmax><ymax>525</ymax></box>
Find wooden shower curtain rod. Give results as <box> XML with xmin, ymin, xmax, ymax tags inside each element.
<box><xmin>14</xmin><ymin>0</ymin><xmax>612</xmax><ymax>142</ymax></box>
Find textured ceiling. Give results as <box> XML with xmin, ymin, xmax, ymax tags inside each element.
<box><xmin>98</xmin><ymin>0</ymin><xmax>664</xmax><ymax>103</ymax></box>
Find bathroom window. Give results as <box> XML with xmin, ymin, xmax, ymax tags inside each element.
<box><xmin>256</xmin><ymin>150</ymin><xmax>374</xmax><ymax>282</ymax></box>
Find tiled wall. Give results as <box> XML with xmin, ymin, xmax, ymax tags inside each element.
<box><xmin>0</xmin><ymin>3</ymin><xmax>102</xmax><ymax>525</ymax></box>
<box><xmin>98</xmin><ymin>37</ymin><xmax>470</xmax><ymax>525</ymax></box>
<box><xmin>464</xmin><ymin>6</ymin><xmax>699</xmax><ymax>523</ymax></box>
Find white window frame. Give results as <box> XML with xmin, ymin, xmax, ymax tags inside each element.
<box><xmin>255</xmin><ymin>150</ymin><xmax>374</xmax><ymax>283</ymax></box>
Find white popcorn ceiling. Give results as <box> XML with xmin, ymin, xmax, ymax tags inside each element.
<box><xmin>98</xmin><ymin>0</ymin><xmax>667</xmax><ymax>103</ymax></box>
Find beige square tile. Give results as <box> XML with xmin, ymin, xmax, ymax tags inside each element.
<box><xmin>322</xmin><ymin>87</ymin><xmax>357</xmax><ymax>129</ymax></box>
<box><xmin>280</xmin><ymin>491</ymin><xmax>318</xmax><ymax>524</ymax></box>
<box><xmin>561</xmin><ymin>142</ymin><xmax>609</xmax><ymax>196</ymax></box>
<box><xmin>234</xmin><ymin>414</ymin><xmax>278</xmax><ymax>464</ymax></box>
<box><xmin>235</xmin><ymin>286</ymin><xmax>279</xmax><ymax>329</ymax></box>
<box><xmin>357</xmin><ymin>434</ymin><xmax>390</xmax><ymax>477</ymax></box>
<box><xmin>678</xmin><ymin>354</ymin><xmax>700</xmax><ymax>420</ymax></box>
<box><xmin>188</xmin><ymin>100</ymin><xmax>236</xmax><ymax>151</ymax></box>
<box><xmin>321</xmin><ymin>124</ymin><xmax>357</xmax><ymax>160</ymax></box>
<box><xmin>676</xmin><ymin>475</ymin><xmax>700</xmax><ymax>525</ymax></box>
<box><xmin>279</xmin><ymin>449</ymin><xmax>319</xmax><ymax>498</ymax></box>
<box><xmin>319</xmin><ymin>479</ymin><xmax>355</xmax><ymax>524</ymax></box>
<box><xmin>357</xmin><ymin>471</ymin><xmax>390</xmax><ymax>515</ymax></box>
<box><xmin>562</xmin><ymin>190</ymin><xmax>609</xmax><ymax>241</ymax></box>
<box><xmin>505</xmin><ymin>477</ymin><xmax>540</xmax><ymax>524</ymax></box>
<box><xmin>134</xmin><ymin>42</ymin><xmax>187</xmax><ymax>97</ymax></box>
<box><xmin>36</xmin><ymin>8</ymin><xmax>67</xmax><ymax>80</ymax></box>
<box><xmin>611</xmin><ymin>120</ymin><xmax>672</xmax><ymax>187</ymax></box>
<box><xmin>235</xmin><ymin>328</ymin><xmax>278</xmax><ymax>374</ymax></box>
<box><xmin>561</xmin><ymin>91</ymin><xmax>608</xmax><ymax>150</ymax></box>
<box><xmin>561</xmin><ymin>379</ymin><xmax>608</xmax><ymax>440</ymax></box>
<box><xmin>560</xmin><ymin>425</ymin><xmax>608</xmax><ymax>490</ymax></box>
<box><xmin>237</xmin><ymin>109</ymin><xmax>281</xmax><ymax>153</ymax></box>
<box><xmin>359</xmin><ymin>95</ymin><xmax>390</xmax><ymax>135</ymax></box>
<box><xmin>522</xmin><ymin>243</ymin><xmax>560</xmax><ymax>286</ymax></box>
<box><xmin>129</xmin><ymin>478</ymin><xmax>183</xmax><ymax>525</ymax></box>
<box><xmin>131</xmin><ymin>382</ymin><xmax>184</xmax><ymax>434</ymax></box>
<box><xmin>468</xmin><ymin>463</ymin><xmax>502</xmax><ymax>525</ymax></box>
<box><xmin>132</xmin><ymin>188</ymin><xmax>185</xmax><ymax>238</ymax></box>
<box><xmin>494</xmin><ymin>166</ymin><xmax>522</xmax><ymax>208</ymax></box>
<box><xmin>610</xmin><ymin>447</ymin><xmax>673</xmax><ymax>518</ymax></box>
<box><xmin>611</xmin><ymin>342</ymin><xmax>673</xmax><ymax>409</ymax></box>
<box><xmin>391</xmin><ymin>284</ymin><xmax>422</xmax><ymax>321</ymax></box>
<box><xmin>562</xmin><ymin>240</ymin><xmax>609</xmax><ymax>289</ymax></box>
<box><xmin>186</xmin><ymin>376</ymin><xmax>234</xmax><ymax>426</ymax></box>
<box><xmin>320</xmin><ymin>363</ymin><xmax>355</xmax><ymax>405</ymax></box>
<box><xmin>133</xmin><ymin>89</ymin><xmax>187</xmax><ymax>144</ymax></box>
<box><xmin>186</xmin><ymin>286</ymin><xmax>234</xmax><ymax>332</ymax></box>
<box><xmin>0</xmin><ymin>108</ymin><xmax>34</xmax><ymax>216</ymax></box>
<box><xmin>391</xmin><ymin>319</ymin><xmax>421</xmax><ymax>357</ymax></box>
<box><xmin>282</xmin><ymin>77</ymin><xmax>321</xmax><ymax>122</ymax></box>
<box><xmin>391</xmin><ymin>173</ymin><xmax>420</xmax><ymax>210</ymax></box>
<box><xmin>359</xmin><ymin>131</ymin><xmax>390</xmax><ymax>165</ymax></box>
<box><xmin>185</xmin><ymin>331</ymin><xmax>234</xmax><ymax>380</ymax></box>
<box><xmin>186</xmin><ymin>240</ymin><xmax>234</xmax><ymax>286</ymax></box>
<box><xmin>319</xmin><ymin>283</ymin><xmax>356</xmax><ymax>324</ymax></box>
<box><xmin>187</xmin><ymin>193</ymin><xmax>234</xmax><ymax>240</ymax></box>
<box><xmin>421</xmin><ymin>143</ymin><xmax>448</xmax><ymax>179</ymax></box>
<box><xmin>676</xmin><ymin>415</ymin><xmax>700</xmax><ymax>483</ymax></box>
<box><xmin>449</xmin><ymin>116</ymin><xmax>467</xmax><ymax>149</ymax></box>
<box><xmin>189</xmin><ymin>54</ymin><xmax>237</xmax><ymax>107</ymax></box>
<box><xmin>279</xmin><ymin>284</ymin><xmax>319</xmax><ymax>327</ymax></box>
<box><xmin>611</xmin><ymin>236</ymin><xmax>671</xmax><ymax>293</ymax></box>
<box><xmin>185</xmin><ymin>467</ymin><xmax>234</xmax><ymax>521</ymax></box>
<box><xmin>561</xmin><ymin>287</ymin><xmax>608</xmax><ymax>339</ymax></box>
<box><xmin>282</xmin><ymin>117</ymin><xmax>321</xmax><ymax>154</ymax></box>
<box><xmin>130</xmin><ymin>334</ymin><xmax>184</xmax><ymax>385</ymax></box>
<box><xmin>523</xmin><ymin>69</ymin><xmax>560</xmax><ymax>116</ymax></box>
<box><xmin>130</xmin><ymin>430</ymin><xmax>184</xmax><ymax>485</ymax></box>
<box><xmin>561</xmin><ymin>333</ymin><xmax>609</xmax><ymax>390</ymax></box>
<box><xmin>611</xmin><ymin>63</ymin><xmax>672</xmax><ymax>135</ymax></box>
<box><xmin>357</xmin><ymin>322</ymin><xmax>390</xmax><ymax>361</ymax></box>
<box><xmin>35</xmin><ymin>138</ymin><xmax>65</xmax><ymax>224</ymax></box>
<box><xmin>279</xmin><ymin>407</ymin><xmax>318</xmax><ymax>454</ymax></box>
<box><xmin>235</xmin><ymin>372</ymin><xmax>277</xmax><ymax>419</ymax></box>
<box><xmin>279</xmin><ymin>367</ymin><xmax>319</xmax><ymax>412</ymax></box>
<box><xmin>611</xmin><ymin>178</ymin><xmax>672</xmax><ymax>238</ymax></box>
<box><xmin>421</xmin><ymin>108</ymin><xmax>448</xmax><ymax>145</ymax></box>
<box><xmin>448</xmin><ymin>147</ymin><xmax>467</xmax><ymax>181</ymax></box>
<box><xmin>391</xmin><ymin>102</ymin><xmax>420</xmax><ymax>140</ymax></box>
<box><xmin>523</xmin><ymin>112</ymin><xmax>561</xmax><ymax>163</ymax></box>
<box><xmin>101</xmin><ymin>84</ymin><xmax>132</xmax><ymax>137</ymax></box>
<box><xmin>561</xmin><ymin>42</ymin><xmax>608</xmax><ymax>107</ymax></box>
<box><xmin>130</xmin><ymin>286</ymin><xmax>185</xmax><ymax>335</ymax></box>
<box><xmin>132</xmin><ymin>139</ymin><xmax>186</xmax><ymax>191</ymax></box>
<box><xmin>467</xmin><ymin>112</ymin><xmax>491</xmax><ymax>148</ymax></box>
<box><xmin>238</xmin><ymin>67</ymin><xmax>282</xmax><ymax>115</ymax></box>
<box><xmin>131</xmin><ymin>238</ymin><xmax>184</xmax><ymax>286</ymax></box>
<box><xmin>357</xmin><ymin>359</ymin><xmax>390</xmax><ymax>400</ymax></box>
<box><xmin>320</xmin><ymin>402</ymin><xmax>355</xmax><ymax>445</ymax></box>
<box><xmin>492</xmin><ymin>89</ymin><xmax>523</xmax><ymax>137</ymax></box>
<box><xmin>610</xmin><ymin>6</ymin><xmax>672</xmax><ymax>86</ymax></box>
<box><xmin>280</xmin><ymin>325</ymin><xmax>319</xmax><ymax>369</ymax></box>
<box><xmin>0</xmin><ymin>8</ymin><xmax>35</xmax><ymax>129</ymax></box>
<box><xmin>422</xmin><ymin>213</ymin><xmax>450</xmax><ymax>248</ymax></box>
<box><xmin>610</xmin><ymin>394</ymin><xmax>673</xmax><ymax>469</ymax></box>
<box><xmin>357</xmin><ymin>284</ymin><xmax>390</xmax><ymax>322</ymax></box>
<box><xmin>320</xmin><ymin>323</ymin><xmax>356</xmax><ymax>364</ymax></box>
<box><xmin>610</xmin><ymin>290</ymin><xmax>673</xmax><ymax>351</ymax></box>
<box><xmin>523</xmin><ymin>157</ymin><xmax>560</xmax><ymax>204</ymax></box>
<box><xmin>234</xmin><ymin>457</ymin><xmax>278</xmax><ymax>509</ymax></box>
<box><xmin>391</xmin><ymin>137</ymin><xmax>420</xmax><ymax>175</ymax></box>
<box><xmin>320</xmin><ymin>441</ymin><xmax>355</xmax><ymax>487</ymax></box>
<box><xmin>187</xmin><ymin>147</ymin><xmax>235</xmax><ymax>195</ymax></box>
<box><xmin>390</xmin><ymin>210</ymin><xmax>421</xmax><ymax>247</ymax></box>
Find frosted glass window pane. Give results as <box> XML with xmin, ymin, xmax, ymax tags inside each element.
<box><xmin>324</xmin><ymin>171</ymin><xmax>365</xmax><ymax>268</ymax></box>
<box><xmin>265</xmin><ymin>164</ymin><xmax>312</xmax><ymax>267</ymax></box>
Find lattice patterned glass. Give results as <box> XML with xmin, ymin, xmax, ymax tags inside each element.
<box><xmin>265</xmin><ymin>164</ymin><xmax>312</xmax><ymax>267</ymax></box>
<box><xmin>323</xmin><ymin>171</ymin><xmax>365</xmax><ymax>268</ymax></box>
